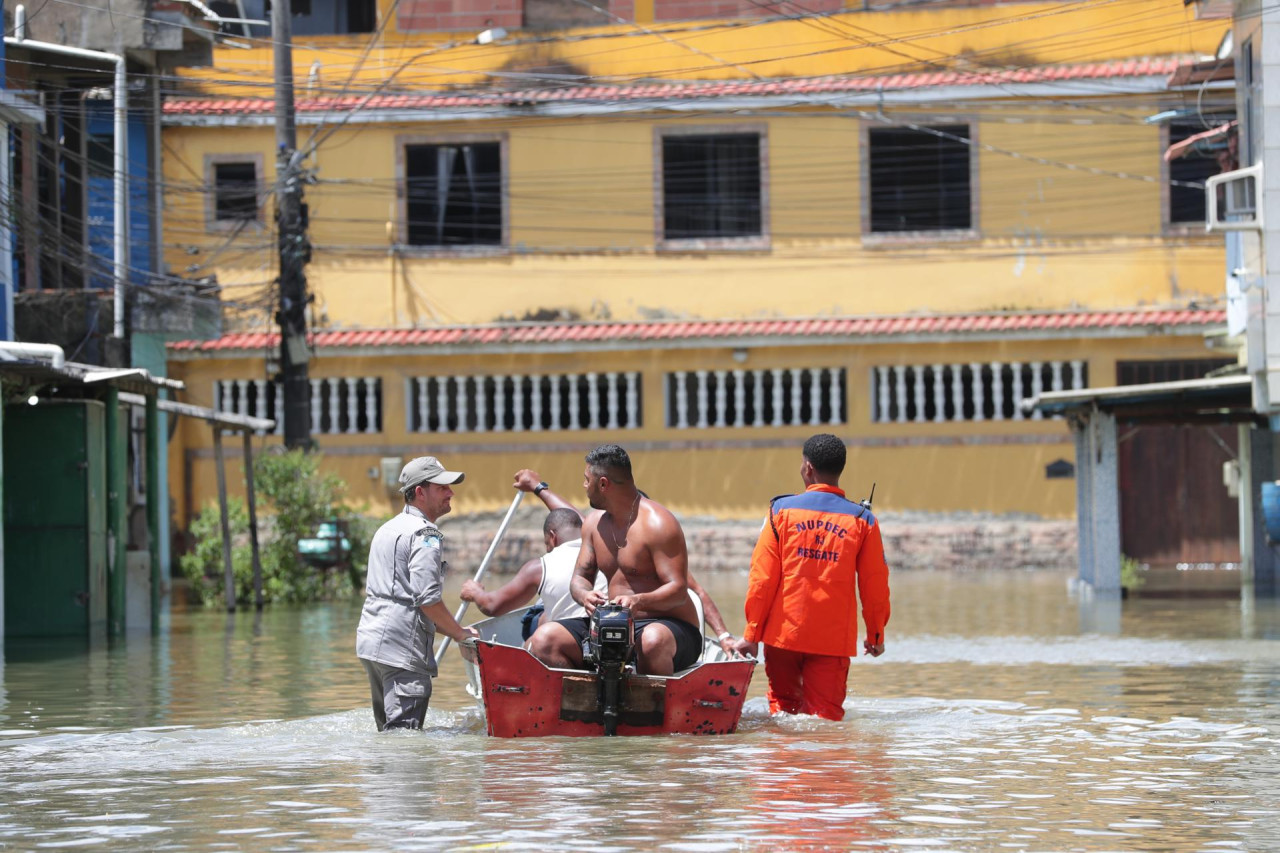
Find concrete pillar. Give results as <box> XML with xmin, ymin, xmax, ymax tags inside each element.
<box><xmin>1073</xmin><ymin>409</ymin><xmax>1121</xmax><ymax>595</ymax></box>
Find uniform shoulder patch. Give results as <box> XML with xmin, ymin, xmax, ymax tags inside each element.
<box><xmin>418</xmin><ymin>531</ymin><xmax>442</xmax><ymax>549</ymax></box>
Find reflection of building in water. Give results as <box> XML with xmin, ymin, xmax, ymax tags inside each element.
<box><xmin>161</xmin><ymin>1</ymin><xmax>1233</xmax><ymax>540</ymax></box>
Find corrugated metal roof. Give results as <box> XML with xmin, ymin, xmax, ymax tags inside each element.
<box><xmin>164</xmin><ymin>58</ymin><xmax>1186</xmax><ymax>116</ymax></box>
<box><xmin>169</xmin><ymin>308</ymin><xmax>1227</xmax><ymax>354</ymax></box>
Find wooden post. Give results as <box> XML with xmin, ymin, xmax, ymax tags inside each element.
<box><xmin>212</xmin><ymin>426</ymin><xmax>235</xmax><ymax>612</ymax></box>
<box><xmin>146</xmin><ymin>393</ymin><xmax>162</xmax><ymax>633</ymax></box>
<box><xmin>242</xmin><ymin>431</ymin><xmax>264</xmax><ymax>610</ymax></box>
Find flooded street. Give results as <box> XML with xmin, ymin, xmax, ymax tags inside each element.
<box><xmin>2</xmin><ymin>569</ymin><xmax>1277</xmax><ymax>851</ymax></box>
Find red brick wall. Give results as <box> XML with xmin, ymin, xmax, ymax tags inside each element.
<box><xmin>654</xmin><ymin>0</ymin><xmax>844</xmax><ymax>22</ymax></box>
<box><xmin>398</xmin><ymin>0</ymin><xmax>524</xmax><ymax>33</ymax></box>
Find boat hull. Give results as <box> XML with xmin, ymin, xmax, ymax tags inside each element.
<box><xmin>467</xmin><ymin>640</ymin><xmax>756</xmax><ymax>738</ymax></box>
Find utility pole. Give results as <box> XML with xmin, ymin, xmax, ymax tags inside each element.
<box><xmin>272</xmin><ymin>0</ymin><xmax>312</xmax><ymax>449</ymax></box>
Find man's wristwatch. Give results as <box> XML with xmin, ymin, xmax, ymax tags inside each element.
<box><xmin>533</xmin><ymin>481</ymin><xmax>549</xmax><ymax>495</ymax></box>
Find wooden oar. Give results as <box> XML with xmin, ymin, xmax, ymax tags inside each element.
<box><xmin>435</xmin><ymin>490</ymin><xmax>525</xmax><ymax>663</ymax></box>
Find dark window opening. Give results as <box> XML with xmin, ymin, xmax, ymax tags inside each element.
<box><xmin>1168</xmin><ymin>122</ymin><xmax>1228</xmax><ymax>224</ymax></box>
<box><xmin>869</xmin><ymin>124</ymin><xmax>972</xmax><ymax>233</ymax></box>
<box><xmin>662</xmin><ymin>133</ymin><xmax>762</xmax><ymax>240</ymax></box>
<box><xmin>213</xmin><ymin>162</ymin><xmax>259</xmax><ymax>222</ymax></box>
<box><xmin>347</xmin><ymin>0</ymin><xmax>375</xmax><ymax>33</ymax></box>
<box><xmin>405</xmin><ymin>142</ymin><xmax>503</xmax><ymax>247</ymax></box>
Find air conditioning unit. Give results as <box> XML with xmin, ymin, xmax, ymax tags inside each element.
<box><xmin>1206</xmin><ymin>164</ymin><xmax>1262</xmax><ymax>232</ymax></box>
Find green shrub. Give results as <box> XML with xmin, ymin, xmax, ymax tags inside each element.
<box><xmin>1121</xmin><ymin>554</ymin><xmax>1146</xmax><ymax>591</ymax></box>
<box><xmin>179</xmin><ymin>449</ymin><xmax>375</xmax><ymax>606</ymax></box>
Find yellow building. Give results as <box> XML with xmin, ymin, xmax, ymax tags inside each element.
<box><xmin>162</xmin><ymin>0</ymin><xmax>1235</xmax><ymax>527</ymax></box>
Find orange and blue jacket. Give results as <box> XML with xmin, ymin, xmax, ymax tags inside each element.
<box><xmin>743</xmin><ymin>484</ymin><xmax>890</xmax><ymax>657</ymax></box>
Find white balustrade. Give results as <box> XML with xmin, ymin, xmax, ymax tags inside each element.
<box><xmin>893</xmin><ymin>366</ymin><xmax>906</xmax><ymax>423</ymax></box>
<box><xmin>714</xmin><ymin>370</ymin><xmax>727</xmax><ymax>428</ymax></box>
<box><xmin>809</xmin><ymin>368</ymin><xmax>822</xmax><ymax>426</ymax></box>
<box><xmin>1011</xmin><ymin>362</ymin><xmax>1024</xmax><ymax>421</ymax></box>
<box><xmin>586</xmin><ymin>373</ymin><xmax>600</xmax><ymax>429</ymax></box>
<box><xmin>752</xmin><ymin>370</ymin><xmax>765</xmax><ymax>427</ymax></box>
<box><xmin>1030</xmin><ymin>362</ymin><xmax>1044</xmax><ymax>420</ymax></box>
<box><xmin>674</xmin><ymin>373</ymin><xmax>688</xmax><ymax>429</ymax></box>
<box><xmin>1051</xmin><ymin>361</ymin><xmax>1064</xmax><ymax>392</ymax></box>
<box><xmin>694</xmin><ymin>371</ymin><xmax>709</xmax><ymax>429</ymax></box>
<box><xmin>327</xmin><ymin>378</ymin><xmax>341</xmax><ymax>433</ymax></box>
<box><xmin>733</xmin><ymin>369</ymin><xmax>746</xmax><ymax>428</ymax></box>
<box><xmin>771</xmin><ymin>369</ymin><xmax>784</xmax><ymax>427</ymax></box>
<box><xmin>1070</xmin><ymin>359</ymin><xmax>1085</xmax><ymax>390</ymax></box>
<box><xmin>345</xmin><ymin>378</ymin><xmax>358</xmax><ymax>434</ymax></box>
<box><xmin>542</xmin><ymin>375</ymin><xmax>556</xmax><ymax>432</ymax></box>
<box><xmin>625</xmin><ymin>372</ymin><xmax>639</xmax><ymax>429</ymax></box>
<box><xmin>932</xmin><ymin>363</ymin><xmax>945</xmax><ymax>423</ymax></box>
<box><xmin>970</xmin><ymin>363</ymin><xmax>985</xmax><ymax>422</ymax></box>
<box><xmin>434</xmin><ymin>376</ymin><xmax>448</xmax><ymax>434</ymax></box>
<box><xmin>876</xmin><ymin>367</ymin><xmax>889</xmax><ymax>423</ymax></box>
<box><xmin>529</xmin><ymin>376</ymin><xmax>543</xmax><ymax>432</ymax></box>
<box><xmin>828</xmin><ymin>367</ymin><xmax>843</xmax><ymax>426</ymax></box>
<box><xmin>912</xmin><ymin>365</ymin><xmax>926</xmax><ymax>424</ymax></box>
<box><xmin>475</xmin><ymin>377</ymin><xmax>488</xmax><ymax>432</ymax></box>
<box><xmin>990</xmin><ymin>361</ymin><xmax>1005</xmax><ymax>421</ymax></box>
<box><xmin>313</xmin><ymin>379</ymin><xmax>324</xmax><ymax>432</ymax></box>
<box><xmin>607</xmin><ymin>372</ymin><xmax>620</xmax><ymax>430</ymax></box>
<box><xmin>275</xmin><ymin>383</ymin><xmax>283</xmax><ymax>435</ymax></box>
<box><xmin>789</xmin><ymin>369</ymin><xmax>803</xmax><ymax>426</ymax></box>
<box><xmin>566</xmin><ymin>375</ymin><xmax>579</xmax><ymax>430</ymax></box>
<box><xmin>494</xmin><ymin>375</ymin><xmax>507</xmax><ymax>431</ymax></box>
<box><xmin>512</xmin><ymin>376</ymin><xmax>525</xmax><ymax>432</ymax></box>
<box><xmin>456</xmin><ymin>376</ymin><xmax>470</xmax><ymax>433</ymax></box>
<box><xmin>950</xmin><ymin>366</ymin><xmax>964</xmax><ymax>423</ymax></box>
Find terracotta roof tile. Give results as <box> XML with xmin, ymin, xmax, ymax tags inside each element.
<box><xmin>165</xmin><ymin>58</ymin><xmax>1187</xmax><ymax>117</ymax></box>
<box><xmin>168</xmin><ymin>309</ymin><xmax>1226</xmax><ymax>354</ymax></box>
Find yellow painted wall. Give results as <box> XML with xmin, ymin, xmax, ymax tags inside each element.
<box><xmin>167</xmin><ymin>333</ymin><xmax>1220</xmax><ymax>525</ymax></box>
<box><xmin>176</xmin><ymin>1</ymin><xmax>1226</xmax><ymax>95</ymax></box>
<box><xmin>163</xmin><ymin>109</ymin><xmax>1226</xmax><ymax>328</ymax></box>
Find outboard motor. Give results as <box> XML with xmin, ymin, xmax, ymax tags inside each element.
<box><xmin>582</xmin><ymin>604</ymin><xmax>634</xmax><ymax>736</ymax></box>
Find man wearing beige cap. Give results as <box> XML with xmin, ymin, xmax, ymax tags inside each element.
<box><xmin>356</xmin><ymin>456</ymin><xmax>478</xmax><ymax>730</ymax></box>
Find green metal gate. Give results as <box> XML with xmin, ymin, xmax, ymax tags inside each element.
<box><xmin>3</xmin><ymin>401</ymin><xmax>108</xmax><ymax>638</ymax></box>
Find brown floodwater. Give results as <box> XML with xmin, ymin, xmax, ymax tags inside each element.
<box><xmin>1</xmin><ymin>569</ymin><xmax>1277</xmax><ymax>851</ymax></box>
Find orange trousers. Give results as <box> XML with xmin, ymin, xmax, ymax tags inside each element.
<box><xmin>764</xmin><ymin>644</ymin><xmax>851</xmax><ymax>721</ymax></box>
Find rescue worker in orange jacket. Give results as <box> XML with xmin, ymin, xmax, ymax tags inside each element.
<box><xmin>741</xmin><ymin>433</ymin><xmax>890</xmax><ymax>721</ymax></box>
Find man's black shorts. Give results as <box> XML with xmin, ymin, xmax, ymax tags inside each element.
<box><xmin>556</xmin><ymin>615</ymin><xmax>703</xmax><ymax>672</ymax></box>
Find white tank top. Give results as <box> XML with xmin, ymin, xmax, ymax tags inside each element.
<box><xmin>538</xmin><ymin>539</ymin><xmax>607</xmax><ymax>622</ymax></box>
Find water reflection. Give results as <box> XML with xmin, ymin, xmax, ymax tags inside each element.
<box><xmin>1</xmin><ymin>570</ymin><xmax>1278</xmax><ymax>851</ymax></box>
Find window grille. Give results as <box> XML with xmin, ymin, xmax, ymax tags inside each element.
<box><xmin>213</xmin><ymin>377</ymin><xmax>383</xmax><ymax>435</ymax></box>
<box><xmin>407</xmin><ymin>372</ymin><xmax>642</xmax><ymax>433</ymax></box>
<box><xmin>870</xmin><ymin>360</ymin><xmax>1086</xmax><ymax>423</ymax></box>
<box><xmin>665</xmin><ymin>367</ymin><xmax>846</xmax><ymax>428</ymax></box>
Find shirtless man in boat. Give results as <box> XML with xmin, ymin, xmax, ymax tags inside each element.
<box><xmin>526</xmin><ymin>445</ymin><xmax>703</xmax><ymax>676</ymax></box>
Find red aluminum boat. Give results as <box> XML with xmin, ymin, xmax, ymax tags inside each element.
<box><xmin>460</xmin><ymin>606</ymin><xmax>757</xmax><ymax>738</ymax></box>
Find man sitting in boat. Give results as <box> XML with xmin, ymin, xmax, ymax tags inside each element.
<box><xmin>526</xmin><ymin>444</ymin><xmax>703</xmax><ymax>676</ymax></box>
<box><xmin>459</xmin><ymin>506</ymin><xmax>607</xmax><ymax>637</ymax></box>
<box><xmin>462</xmin><ymin>469</ymin><xmax>746</xmax><ymax>655</ymax></box>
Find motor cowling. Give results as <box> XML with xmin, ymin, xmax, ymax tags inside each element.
<box><xmin>582</xmin><ymin>604</ymin><xmax>634</xmax><ymax>736</ymax></box>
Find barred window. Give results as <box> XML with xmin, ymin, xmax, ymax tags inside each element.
<box><xmin>665</xmin><ymin>367</ymin><xmax>846</xmax><ymax>428</ymax></box>
<box><xmin>407</xmin><ymin>372</ymin><xmax>641</xmax><ymax>433</ymax></box>
<box><xmin>213</xmin><ymin>377</ymin><xmax>383</xmax><ymax>435</ymax></box>
<box><xmin>870</xmin><ymin>360</ymin><xmax>1086</xmax><ymax>423</ymax></box>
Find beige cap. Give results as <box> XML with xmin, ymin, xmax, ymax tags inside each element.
<box><xmin>399</xmin><ymin>456</ymin><xmax>465</xmax><ymax>493</ymax></box>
